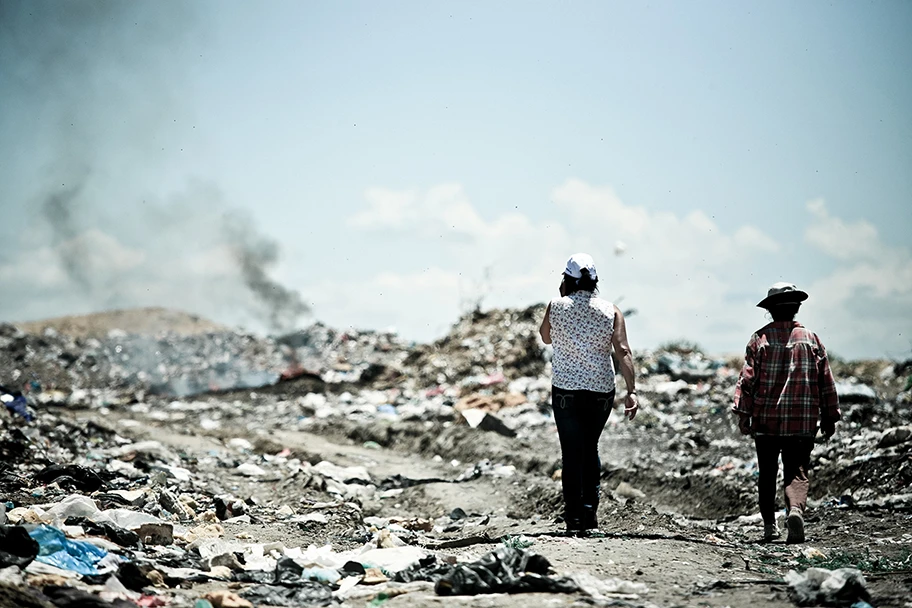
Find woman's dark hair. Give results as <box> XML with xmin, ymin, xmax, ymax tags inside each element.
<box><xmin>770</xmin><ymin>303</ymin><xmax>800</xmax><ymax>322</ymax></box>
<box><xmin>563</xmin><ymin>268</ymin><xmax>599</xmax><ymax>294</ymax></box>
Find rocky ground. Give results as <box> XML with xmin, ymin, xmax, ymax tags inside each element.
<box><xmin>1</xmin><ymin>307</ymin><xmax>911</xmax><ymax>608</ymax></box>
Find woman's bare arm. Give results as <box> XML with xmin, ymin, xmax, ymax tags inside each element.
<box><xmin>539</xmin><ymin>302</ymin><xmax>552</xmax><ymax>344</ymax></box>
<box><xmin>611</xmin><ymin>305</ymin><xmax>638</xmax><ymax>419</ymax></box>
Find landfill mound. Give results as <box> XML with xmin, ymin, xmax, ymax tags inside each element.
<box><xmin>403</xmin><ymin>305</ymin><xmax>548</xmax><ymax>387</ymax></box>
<box><xmin>2</xmin><ymin>305</ymin><xmax>912</xmax><ymax>607</ymax></box>
<box><xmin>15</xmin><ymin>308</ymin><xmax>228</xmax><ymax>339</ymax></box>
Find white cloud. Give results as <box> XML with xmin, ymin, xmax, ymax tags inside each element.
<box><xmin>805</xmin><ymin>198</ymin><xmax>881</xmax><ymax>260</ymax></box>
<box><xmin>338</xmin><ymin>179</ymin><xmax>786</xmax><ymax>352</ymax></box>
<box><xmin>338</xmin><ymin>181</ymin><xmax>909</xmax><ymax>358</ymax></box>
<box><xmin>5</xmin><ymin>184</ymin><xmax>905</xmax><ymax>359</ymax></box>
<box><xmin>348</xmin><ymin>188</ymin><xmax>417</xmax><ymax>229</ymax></box>
<box><xmin>305</xmin><ymin>268</ymin><xmax>464</xmax><ymax>339</ymax></box>
<box><xmin>0</xmin><ymin>228</ymin><xmax>145</xmax><ymax>287</ymax></box>
<box><xmin>60</xmin><ymin>228</ymin><xmax>148</xmax><ymax>273</ymax></box>
<box><xmin>801</xmin><ymin>199</ymin><xmax>912</xmax><ymax>357</ymax></box>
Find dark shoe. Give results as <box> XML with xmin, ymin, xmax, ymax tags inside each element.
<box><xmin>786</xmin><ymin>508</ymin><xmax>805</xmax><ymax>544</ymax></box>
<box><xmin>580</xmin><ymin>508</ymin><xmax>599</xmax><ymax>531</ymax></box>
<box><xmin>763</xmin><ymin>522</ymin><xmax>780</xmax><ymax>542</ymax></box>
<box><xmin>563</xmin><ymin>514</ymin><xmax>582</xmax><ymax>536</ymax></box>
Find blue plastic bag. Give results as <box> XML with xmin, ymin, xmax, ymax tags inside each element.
<box><xmin>2</xmin><ymin>394</ymin><xmax>33</xmax><ymax>421</ymax></box>
<box><xmin>28</xmin><ymin>525</ymin><xmax>108</xmax><ymax>575</ymax></box>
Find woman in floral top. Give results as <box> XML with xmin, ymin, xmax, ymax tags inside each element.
<box><xmin>539</xmin><ymin>253</ymin><xmax>639</xmax><ymax>535</ymax></box>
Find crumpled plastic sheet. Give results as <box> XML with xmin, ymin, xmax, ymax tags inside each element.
<box><xmin>241</xmin><ymin>581</ymin><xmax>333</xmax><ymax>607</ymax></box>
<box><xmin>35</xmin><ymin>464</ymin><xmax>106</xmax><ymax>493</ymax></box>
<box><xmin>413</xmin><ymin>546</ymin><xmax>582</xmax><ymax>596</ymax></box>
<box><xmin>63</xmin><ymin>517</ymin><xmax>139</xmax><ymax>548</ymax></box>
<box><xmin>273</xmin><ymin>556</ymin><xmax>340</xmax><ymax>585</ymax></box>
<box><xmin>28</xmin><ymin>525</ymin><xmax>110</xmax><ymax>576</ymax></box>
<box><xmin>394</xmin><ymin>555</ymin><xmax>450</xmax><ymax>584</ymax></box>
<box><xmin>785</xmin><ymin>567</ymin><xmax>871</xmax><ymax>606</ymax></box>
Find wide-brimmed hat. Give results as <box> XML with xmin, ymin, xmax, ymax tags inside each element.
<box><xmin>757</xmin><ymin>282</ymin><xmax>808</xmax><ymax>309</ymax></box>
<box><xmin>564</xmin><ymin>253</ymin><xmax>598</xmax><ymax>280</ymax></box>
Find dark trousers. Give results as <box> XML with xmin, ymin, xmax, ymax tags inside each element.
<box><xmin>552</xmin><ymin>386</ymin><xmax>614</xmax><ymax>526</ymax></box>
<box><xmin>754</xmin><ymin>435</ymin><xmax>815</xmax><ymax>524</ymax></box>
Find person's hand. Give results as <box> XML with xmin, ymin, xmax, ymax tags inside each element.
<box><xmin>738</xmin><ymin>414</ymin><xmax>752</xmax><ymax>436</ymax></box>
<box><xmin>624</xmin><ymin>393</ymin><xmax>638</xmax><ymax>420</ymax></box>
<box><xmin>820</xmin><ymin>419</ymin><xmax>836</xmax><ymax>439</ymax></box>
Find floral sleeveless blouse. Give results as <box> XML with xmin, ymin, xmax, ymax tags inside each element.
<box><xmin>549</xmin><ymin>291</ymin><xmax>616</xmax><ymax>393</ymax></box>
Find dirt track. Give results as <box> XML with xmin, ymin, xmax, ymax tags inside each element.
<box><xmin>73</xmin><ymin>397</ymin><xmax>911</xmax><ymax>608</ymax></box>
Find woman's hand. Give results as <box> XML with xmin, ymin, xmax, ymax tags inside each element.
<box><xmin>738</xmin><ymin>414</ymin><xmax>752</xmax><ymax>435</ymax></box>
<box><xmin>624</xmin><ymin>392</ymin><xmax>638</xmax><ymax>420</ymax></box>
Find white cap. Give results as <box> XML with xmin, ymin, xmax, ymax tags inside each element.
<box><xmin>564</xmin><ymin>253</ymin><xmax>598</xmax><ymax>280</ymax></box>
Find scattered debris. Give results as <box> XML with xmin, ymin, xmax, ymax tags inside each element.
<box><xmin>785</xmin><ymin>567</ymin><xmax>871</xmax><ymax>606</ymax></box>
<box><xmin>1</xmin><ymin>306</ymin><xmax>909</xmax><ymax>606</ymax></box>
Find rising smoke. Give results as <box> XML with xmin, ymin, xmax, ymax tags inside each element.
<box><xmin>0</xmin><ymin>0</ymin><xmax>309</xmax><ymax>333</ymax></box>
<box><xmin>222</xmin><ymin>213</ymin><xmax>310</xmax><ymax>334</ymax></box>
<box><xmin>42</xmin><ymin>182</ymin><xmax>91</xmax><ymax>292</ymax></box>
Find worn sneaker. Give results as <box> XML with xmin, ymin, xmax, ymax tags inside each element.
<box><xmin>580</xmin><ymin>508</ymin><xmax>599</xmax><ymax>531</ymax></box>
<box><xmin>786</xmin><ymin>508</ymin><xmax>805</xmax><ymax>544</ymax></box>
<box><xmin>763</xmin><ymin>522</ymin><xmax>780</xmax><ymax>542</ymax></box>
<box><xmin>563</xmin><ymin>515</ymin><xmax>582</xmax><ymax>536</ymax></box>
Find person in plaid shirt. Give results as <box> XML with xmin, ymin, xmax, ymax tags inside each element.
<box><xmin>733</xmin><ymin>282</ymin><xmax>840</xmax><ymax>543</ymax></box>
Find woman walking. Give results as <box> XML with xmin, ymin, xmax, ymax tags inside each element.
<box><xmin>539</xmin><ymin>253</ymin><xmax>638</xmax><ymax>535</ymax></box>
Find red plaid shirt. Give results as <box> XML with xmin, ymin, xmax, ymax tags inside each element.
<box><xmin>733</xmin><ymin>321</ymin><xmax>840</xmax><ymax>436</ymax></box>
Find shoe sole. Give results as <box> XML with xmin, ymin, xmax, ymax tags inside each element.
<box><xmin>786</xmin><ymin>513</ymin><xmax>805</xmax><ymax>544</ymax></box>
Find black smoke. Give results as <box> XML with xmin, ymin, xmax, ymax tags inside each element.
<box><xmin>223</xmin><ymin>213</ymin><xmax>310</xmax><ymax>333</ymax></box>
<box><xmin>0</xmin><ymin>0</ymin><xmax>309</xmax><ymax>332</ymax></box>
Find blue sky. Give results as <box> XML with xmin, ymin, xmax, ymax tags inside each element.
<box><xmin>1</xmin><ymin>0</ymin><xmax>910</xmax><ymax>358</ymax></box>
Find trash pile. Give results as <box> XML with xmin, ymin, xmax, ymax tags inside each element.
<box><xmin>403</xmin><ymin>305</ymin><xmax>548</xmax><ymax>388</ymax></box>
<box><xmin>785</xmin><ymin>567</ymin><xmax>872</xmax><ymax>607</ymax></box>
<box><xmin>277</xmin><ymin>323</ymin><xmax>414</xmax><ymax>386</ymax></box>
<box><xmin>0</xmin><ymin>322</ymin><xmax>288</xmax><ymax>403</ymax></box>
<box><xmin>2</xmin><ymin>305</ymin><xmax>911</xmax><ymax>606</ymax></box>
<box><xmin>0</xmin><ymin>405</ymin><xmax>627</xmax><ymax>607</ymax></box>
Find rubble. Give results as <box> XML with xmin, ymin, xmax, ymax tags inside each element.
<box><xmin>1</xmin><ymin>306</ymin><xmax>910</xmax><ymax>606</ymax></box>
<box><xmin>785</xmin><ymin>567</ymin><xmax>871</xmax><ymax>606</ymax></box>
<box><xmin>433</xmin><ymin>546</ymin><xmax>580</xmax><ymax>595</ymax></box>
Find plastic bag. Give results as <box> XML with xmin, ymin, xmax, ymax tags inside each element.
<box><xmin>241</xmin><ymin>582</ymin><xmax>333</xmax><ymax>607</ymax></box>
<box><xmin>28</xmin><ymin>525</ymin><xmax>109</xmax><ymax>576</ymax></box>
<box><xmin>421</xmin><ymin>546</ymin><xmax>581</xmax><ymax>596</ymax></box>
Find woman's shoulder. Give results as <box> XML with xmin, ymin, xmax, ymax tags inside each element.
<box><xmin>592</xmin><ymin>296</ymin><xmax>615</xmax><ymax>313</ymax></box>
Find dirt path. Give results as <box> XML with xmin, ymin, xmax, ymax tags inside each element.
<box><xmin>79</xmin><ymin>407</ymin><xmax>835</xmax><ymax>608</ymax></box>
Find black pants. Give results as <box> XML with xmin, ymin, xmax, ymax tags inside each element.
<box><xmin>754</xmin><ymin>435</ymin><xmax>814</xmax><ymax>525</ymax></box>
<box><xmin>552</xmin><ymin>385</ymin><xmax>614</xmax><ymax>527</ymax></box>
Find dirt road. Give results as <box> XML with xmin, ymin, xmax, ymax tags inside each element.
<box><xmin>76</xmin><ymin>399</ymin><xmax>910</xmax><ymax>608</ymax></box>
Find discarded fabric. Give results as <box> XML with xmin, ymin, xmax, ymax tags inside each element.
<box><xmin>0</xmin><ymin>525</ymin><xmax>40</xmax><ymax>568</ymax></box>
<box><xmin>433</xmin><ymin>546</ymin><xmax>580</xmax><ymax>596</ymax></box>
<box><xmin>241</xmin><ymin>582</ymin><xmax>333</xmax><ymax>607</ymax></box>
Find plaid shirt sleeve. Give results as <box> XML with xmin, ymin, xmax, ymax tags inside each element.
<box><xmin>816</xmin><ymin>336</ymin><xmax>841</xmax><ymax>422</ymax></box>
<box><xmin>732</xmin><ymin>335</ymin><xmax>757</xmax><ymax>416</ymax></box>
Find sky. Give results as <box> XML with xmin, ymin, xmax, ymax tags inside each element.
<box><xmin>0</xmin><ymin>0</ymin><xmax>910</xmax><ymax>358</ymax></box>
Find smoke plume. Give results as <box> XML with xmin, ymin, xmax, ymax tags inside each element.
<box><xmin>223</xmin><ymin>213</ymin><xmax>310</xmax><ymax>333</ymax></box>
<box><xmin>0</xmin><ymin>0</ymin><xmax>309</xmax><ymax>333</ymax></box>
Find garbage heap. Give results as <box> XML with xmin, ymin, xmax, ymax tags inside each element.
<box><xmin>1</xmin><ymin>306</ymin><xmax>911</xmax><ymax>607</ymax></box>
<box><xmin>0</xmin><ymin>322</ymin><xmax>289</xmax><ymax>405</ymax></box>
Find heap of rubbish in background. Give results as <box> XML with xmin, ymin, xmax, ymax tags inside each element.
<box><xmin>1</xmin><ymin>306</ymin><xmax>910</xmax><ymax>607</ymax></box>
